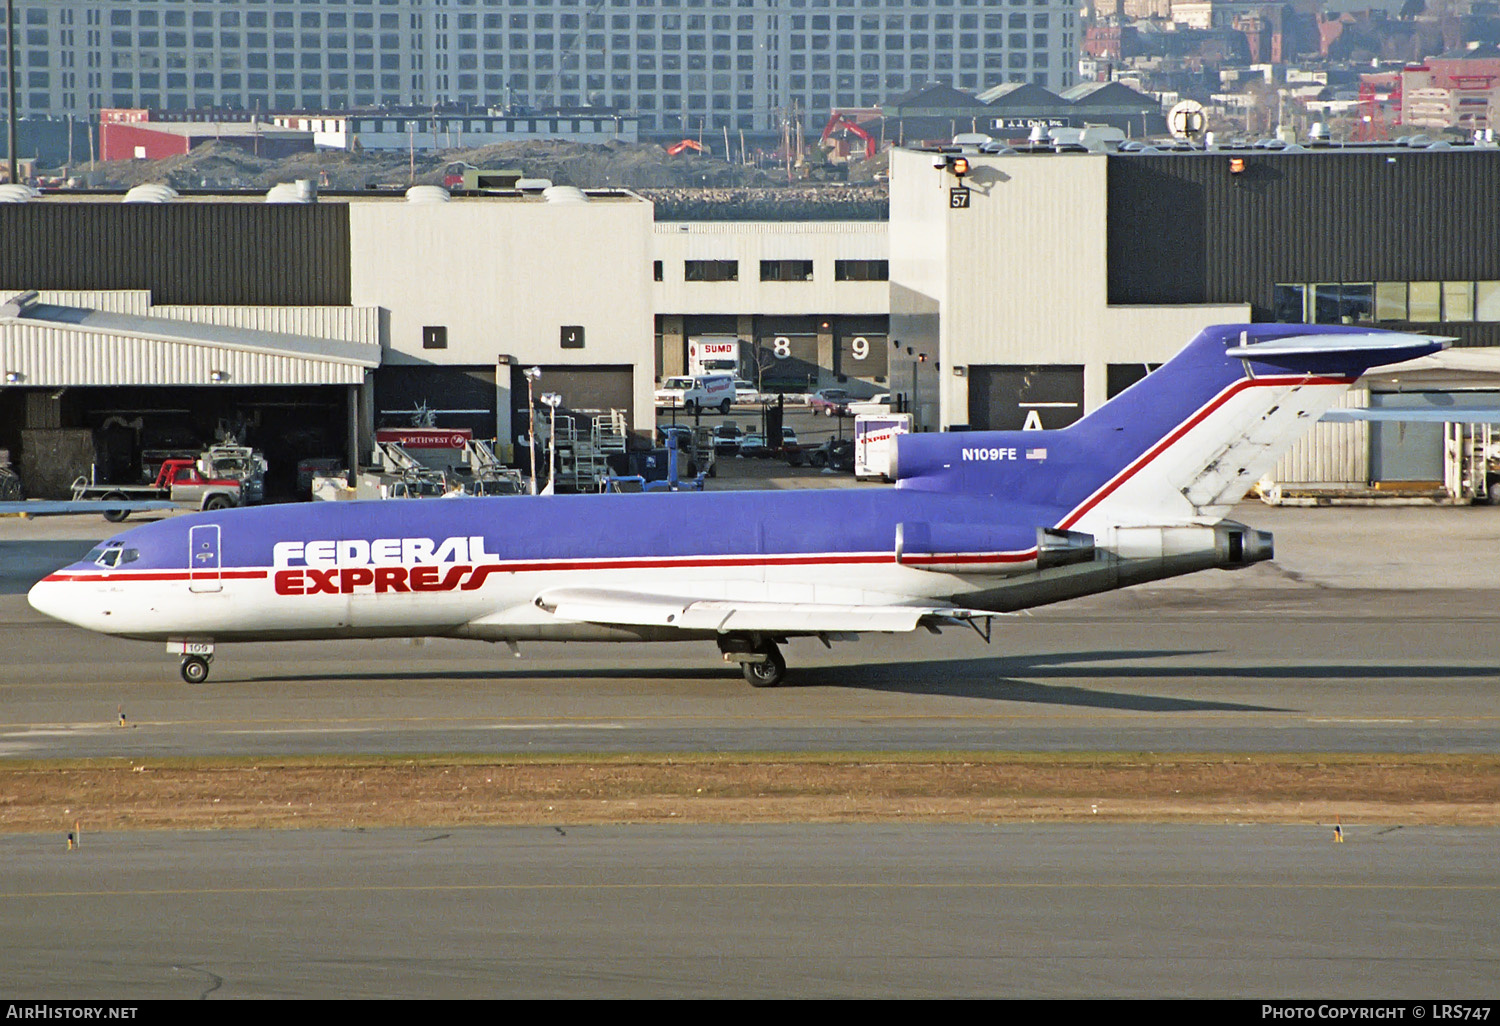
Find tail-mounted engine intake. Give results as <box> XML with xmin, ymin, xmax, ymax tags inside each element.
<box><xmin>1036</xmin><ymin>527</ymin><xmax>1095</xmax><ymax>570</ymax></box>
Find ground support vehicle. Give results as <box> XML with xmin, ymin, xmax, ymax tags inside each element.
<box><xmin>657</xmin><ymin>425</ymin><xmax>716</xmax><ymax>478</ymax></box>
<box><xmin>199</xmin><ymin>443</ymin><xmax>267</xmax><ymax>504</ymax></box>
<box><xmin>0</xmin><ymin>450</ymin><xmax>20</xmax><ymax>501</ymax></box>
<box><xmin>779</xmin><ymin>428</ymin><xmax>807</xmax><ymax>466</ymax></box>
<box><xmin>71</xmin><ymin>458</ymin><xmax>242</xmax><ymax>522</ymax></box>
<box><xmin>854</xmin><ymin>413</ymin><xmax>911</xmax><ymax>480</ymax></box>
<box><xmin>807</xmin><ymin>437</ymin><xmax>855</xmax><ymax>472</ymax></box>
<box><xmin>143</xmin><ymin>443</ymin><xmax>267</xmax><ymax>505</ymax></box>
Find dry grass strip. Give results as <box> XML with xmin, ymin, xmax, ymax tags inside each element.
<box><xmin>2</xmin><ymin>753</ymin><xmax>1496</xmax><ymax>832</ymax></box>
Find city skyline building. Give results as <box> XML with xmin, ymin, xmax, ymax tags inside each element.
<box><xmin>3</xmin><ymin>0</ymin><xmax>1079</xmax><ymax>136</ymax></box>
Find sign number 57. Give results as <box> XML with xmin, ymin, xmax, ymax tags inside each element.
<box><xmin>950</xmin><ymin>187</ymin><xmax>970</xmax><ymax>209</ymax></box>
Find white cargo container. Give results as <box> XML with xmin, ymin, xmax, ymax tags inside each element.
<box><xmin>854</xmin><ymin>413</ymin><xmax>911</xmax><ymax>480</ymax></box>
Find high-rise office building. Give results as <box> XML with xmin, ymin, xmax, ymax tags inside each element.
<box><xmin>5</xmin><ymin>0</ymin><xmax>1078</xmax><ymax>134</ymax></box>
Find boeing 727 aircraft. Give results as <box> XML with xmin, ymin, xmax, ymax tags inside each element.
<box><xmin>28</xmin><ymin>324</ymin><xmax>1446</xmax><ymax>686</ymax></box>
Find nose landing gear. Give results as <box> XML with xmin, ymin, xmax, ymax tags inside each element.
<box><xmin>170</xmin><ymin>641</ymin><xmax>216</xmax><ymax>684</ymax></box>
<box><xmin>180</xmin><ymin>654</ymin><xmax>212</xmax><ymax>684</ymax></box>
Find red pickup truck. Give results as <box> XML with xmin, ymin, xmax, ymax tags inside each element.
<box><xmin>71</xmin><ymin>458</ymin><xmax>242</xmax><ymax>522</ymax></box>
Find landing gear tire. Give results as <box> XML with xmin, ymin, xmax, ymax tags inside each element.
<box><xmin>180</xmin><ymin>655</ymin><xmax>210</xmax><ymax>685</ymax></box>
<box><xmin>741</xmin><ymin>644</ymin><xmax>786</xmax><ymax>688</ymax></box>
<box><xmin>102</xmin><ymin>493</ymin><xmax>131</xmax><ymax>523</ymax></box>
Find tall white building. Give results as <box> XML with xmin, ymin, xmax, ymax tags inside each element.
<box><xmin>6</xmin><ymin>0</ymin><xmax>1078</xmax><ymax>134</ymax></box>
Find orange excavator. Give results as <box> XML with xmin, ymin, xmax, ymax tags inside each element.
<box><xmin>819</xmin><ymin>112</ymin><xmax>877</xmax><ymax>159</ymax></box>
<box><xmin>665</xmin><ymin>139</ymin><xmax>707</xmax><ymax>156</ymax></box>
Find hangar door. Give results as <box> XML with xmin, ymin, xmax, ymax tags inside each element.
<box><xmin>509</xmin><ymin>364</ymin><xmax>634</xmax><ymax>442</ymax></box>
<box><xmin>967</xmin><ymin>365</ymin><xmax>1084</xmax><ymax>431</ymax></box>
<box><xmin>1367</xmin><ymin>391</ymin><xmax>1500</xmax><ymax>484</ymax></box>
<box><xmin>754</xmin><ymin>329</ymin><xmax>819</xmax><ymax>392</ymax></box>
<box><xmin>377</xmin><ymin>366</ymin><xmax>497</xmax><ymax>436</ymax></box>
<box><xmin>835</xmin><ymin>320</ymin><xmax>888</xmax><ymax>384</ymax></box>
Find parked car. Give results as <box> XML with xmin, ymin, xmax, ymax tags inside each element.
<box><xmin>733</xmin><ymin>379</ymin><xmax>763</xmax><ymax>404</ymax></box>
<box><xmin>807</xmin><ymin>437</ymin><xmax>855</xmax><ymax>472</ymax></box>
<box><xmin>712</xmin><ymin>423</ymin><xmax>744</xmax><ymax>453</ymax></box>
<box><xmin>846</xmin><ymin>393</ymin><xmax>892</xmax><ymax>417</ymax></box>
<box><xmin>737</xmin><ymin>432</ymin><xmax>772</xmax><ymax>458</ymax></box>
<box><xmin>809</xmin><ymin>388</ymin><xmax>852</xmax><ymax>417</ymax></box>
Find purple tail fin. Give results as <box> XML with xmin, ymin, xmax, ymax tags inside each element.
<box><xmin>893</xmin><ymin>323</ymin><xmax>1447</xmax><ymax>527</ymax></box>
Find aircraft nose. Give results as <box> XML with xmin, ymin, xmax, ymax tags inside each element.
<box><xmin>27</xmin><ymin>576</ymin><xmax>79</xmax><ymax>627</ymax></box>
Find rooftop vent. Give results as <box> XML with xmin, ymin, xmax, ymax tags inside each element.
<box><xmin>515</xmin><ymin>177</ymin><xmax>553</xmax><ymax>193</ymax></box>
<box><xmin>0</xmin><ymin>183</ymin><xmax>38</xmax><ymax>203</ymax></box>
<box><xmin>541</xmin><ymin>185</ymin><xmax>589</xmax><ymax>204</ymax></box>
<box><xmin>122</xmin><ymin>183</ymin><xmax>178</xmax><ymax>204</ymax></box>
<box><xmin>265</xmin><ymin>179</ymin><xmax>317</xmax><ymax>204</ymax></box>
<box><xmin>0</xmin><ymin>290</ymin><xmax>39</xmax><ymax>317</ymax></box>
<box><xmin>405</xmin><ymin>185</ymin><xmax>451</xmax><ymax>204</ymax></box>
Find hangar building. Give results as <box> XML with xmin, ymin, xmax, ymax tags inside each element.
<box><xmin>888</xmin><ymin>143</ymin><xmax>1500</xmax><ymax>493</ymax></box>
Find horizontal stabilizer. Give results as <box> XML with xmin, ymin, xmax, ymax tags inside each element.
<box><xmin>1322</xmin><ymin>407</ymin><xmax>1500</xmax><ymax>424</ymax></box>
<box><xmin>533</xmin><ymin>587</ymin><xmax>997</xmax><ymax>634</ymax></box>
<box><xmin>1226</xmin><ymin>332</ymin><xmax>1454</xmax><ymax>359</ymax></box>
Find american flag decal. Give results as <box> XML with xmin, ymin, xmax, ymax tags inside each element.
<box><xmin>1026</xmin><ymin>447</ymin><xmax>1048</xmax><ymax>461</ymax></box>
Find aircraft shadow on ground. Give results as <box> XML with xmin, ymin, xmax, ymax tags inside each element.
<box><xmin>793</xmin><ymin>649</ymin><xmax>1288</xmax><ymax>711</ymax></box>
<box><xmin>243</xmin><ymin>645</ymin><xmax>1496</xmax><ymax>713</ymax></box>
<box><xmin>795</xmin><ymin>649</ymin><xmax>1500</xmax><ymax>708</ymax></box>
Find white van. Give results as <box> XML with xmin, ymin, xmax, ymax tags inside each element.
<box><xmin>654</xmin><ymin>373</ymin><xmax>736</xmax><ymax>414</ymax></box>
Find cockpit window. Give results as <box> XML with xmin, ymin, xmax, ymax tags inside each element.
<box><xmin>89</xmin><ymin>544</ymin><xmax>135</xmax><ymax>568</ymax></box>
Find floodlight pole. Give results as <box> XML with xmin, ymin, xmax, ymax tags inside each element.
<box><xmin>524</xmin><ymin>367</ymin><xmax>542</xmax><ymax>494</ymax></box>
<box><xmin>6</xmin><ymin>0</ymin><xmax>17</xmax><ymax>186</ymax></box>
<box><xmin>541</xmin><ymin>392</ymin><xmax>562</xmax><ymax>492</ymax></box>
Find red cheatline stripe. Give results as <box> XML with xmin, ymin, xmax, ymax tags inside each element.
<box><xmin>1057</xmin><ymin>375</ymin><xmax>1353</xmax><ymax>530</ymax></box>
<box><xmin>44</xmin><ymin>547</ymin><xmax>1042</xmax><ymax>582</ymax></box>
<box><xmin>46</xmin><ymin>570</ymin><xmax>269</xmax><ymax>583</ymax></box>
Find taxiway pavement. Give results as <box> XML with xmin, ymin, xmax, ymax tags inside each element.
<box><xmin>2</xmin><ymin>823</ymin><xmax>1496</xmax><ymax>999</ymax></box>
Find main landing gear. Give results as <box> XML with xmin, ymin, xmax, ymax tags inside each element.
<box><xmin>718</xmin><ymin>636</ymin><xmax>788</xmax><ymax>687</ymax></box>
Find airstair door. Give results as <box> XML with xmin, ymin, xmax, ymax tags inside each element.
<box><xmin>188</xmin><ymin>524</ymin><xmax>222</xmax><ymax>594</ymax></box>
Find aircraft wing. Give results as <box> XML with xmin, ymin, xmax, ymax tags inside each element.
<box><xmin>532</xmin><ymin>586</ymin><xmax>993</xmax><ymax>634</ymax></box>
<box><xmin>0</xmin><ymin>500</ymin><xmax>176</xmax><ymax>517</ymax></box>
